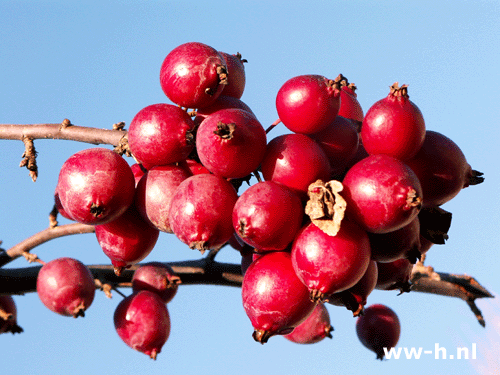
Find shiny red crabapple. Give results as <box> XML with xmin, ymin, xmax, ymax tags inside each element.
<box><xmin>128</xmin><ymin>103</ymin><xmax>195</xmax><ymax>168</ymax></box>
<box><xmin>342</xmin><ymin>154</ymin><xmax>423</xmax><ymax>233</ymax></box>
<box><xmin>114</xmin><ymin>290</ymin><xmax>171</xmax><ymax>360</ymax></box>
<box><xmin>132</xmin><ymin>262</ymin><xmax>180</xmax><ymax>304</ymax></box>
<box><xmin>57</xmin><ymin>147</ymin><xmax>135</xmax><ymax>225</ymax></box>
<box><xmin>37</xmin><ymin>257</ymin><xmax>95</xmax><ymax>317</ymax></box>
<box><xmin>337</xmin><ymin>75</ymin><xmax>364</xmax><ymax>126</ymax></box>
<box><xmin>232</xmin><ymin>181</ymin><xmax>304</xmax><ymax>252</ymax></box>
<box><xmin>291</xmin><ymin>220</ymin><xmax>371</xmax><ymax>302</ymax></box>
<box><xmin>168</xmin><ymin>174</ymin><xmax>238</xmax><ymax>252</ymax></box>
<box><xmin>160</xmin><ymin>42</ymin><xmax>227</xmax><ymax>109</ymax></box>
<box><xmin>219</xmin><ymin>51</ymin><xmax>246</xmax><ymax>99</ymax></box>
<box><xmin>276</xmin><ymin>74</ymin><xmax>341</xmax><ymax>134</ymax></box>
<box><xmin>375</xmin><ymin>258</ymin><xmax>413</xmax><ymax>293</ymax></box>
<box><xmin>196</xmin><ymin>108</ymin><xmax>267</xmax><ymax>179</ymax></box>
<box><xmin>361</xmin><ymin>83</ymin><xmax>425</xmax><ymax>161</ymax></box>
<box><xmin>356</xmin><ymin>304</ymin><xmax>401</xmax><ymax>360</ymax></box>
<box><xmin>0</xmin><ymin>296</ymin><xmax>23</xmax><ymax>334</ymax></box>
<box><xmin>242</xmin><ymin>251</ymin><xmax>316</xmax><ymax>344</ymax></box>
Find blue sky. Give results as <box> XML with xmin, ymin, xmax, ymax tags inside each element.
<box><xmin>1</xmin><ymin>1</ymin><xmax>499</xmax><ymax>374</ymax></box>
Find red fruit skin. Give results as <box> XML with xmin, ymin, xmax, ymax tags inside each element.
<box><xmin>57</xmin><ymin>148</ymin><xmax>135</xmax><ymax>225</ymax></box>
<box><xmin>284</xmin><ymin>303</ymin><xmax>333</xmax><ymax>344</ymax></box>
<box><xmin>54</xmin><ymin>188</ymin><xmax>74</xmax><ymax>220</ymax></box>
<box><xmin>361</xmin><ymin>86</ymin><xmax>425</xmax><ymax>161</ymax></box>
<box><xmin>261</xmin><ymin>134</ymin><xmax>331</xmax><ymax>200</ymax></box>
<box><xmin>134</xmin><ymin>164</ymin><xmax>192</xmax><ymax>233</ymax></box>
<box><xmin>114</xmin><ymin>290</ymin><xmax>171</xmax><ymax>359</ymax></box>
<box><xmin>375</xmin><ymin>258</ymin><xmax>413</xmax><ymax>292</ymax></box>
<box><xmin>130</xmin><ymin>163</ymin><xmax>146</xmax><ymax>186</ymax></box>
<box><xmin>291</xmin><ymin>220</ymin><xmax>371</xmax><ymax>299</ymax></box>
<box><xmin>233</xmin><ymin>181</ymin><xmax>304</xmax><ymax>252</ymax></box>
<box><xmin>405</xmin><ymin>130</ymin><xmax>478</xmax><ymax>207</ymax></box>
<box><xmin>196</xmin><ymin>108</ymin><xmax>267</xmax><ymax>179</ymax></box>
<box><xmin>194</xmin><ymin>95</ymin><xmax>255</xmax><ymax>126</ymax></box>
<box><xmin>128</xmin><ymin>104</ymin><xmax>195</xmax><ymax>168</ymax></box>
<box><xmin>276</xmin><ymin>74</ymin><xmax>341</xmax><ymax>134</ymax></box>
<box><xmin>309</xmin><ymin>116</ymin><xmax>360</xmax><ymax>176</ymax></box>
<box><xmin>242</xmin><ymin>251</ymin><xmax>316</xmax><ymax>343</ymax></box>
<box><xmin>95</xmin><ymin>205</ymin><xmax>160</xmax><ymax>275</ymax></box>
<box><xmin>36</xmin><ymin>257</ymin><xmax>95</xmax><ymax>317</ymax></box>
<box><xmin>160</xmin><ymin>42</ymin><xmax>226</xmax><ymax>109</ymax></box>
<box><xmin>339</xmin><ymin>85</ymin><xmax>364</xmax><ymax>124</ymax></box>
<box><xmin>132</xmin><ymin>262</ymin><xmax>180</xmax><ymax>304</ymax></box>
<box><xmin>168</xmin><ymin>174</ymin><xmax>239</xmax><ymax>251</ymax></box>
<box><xmin>0</xmin><ymin>296</ymin><xmax>23</xmax><ymax>334</ymax></box>
<box><xmin>219</xmin><ymin>52</ymin><xmax>246</xmax><ymax>99</ymax></box>
<box><xmin>342</xmin><ymin>154</ymin><xmax>423</xmax><ymax>234</ymax></box>
<box><xmin>180</xmin><ymin>159</ymin><xmax>211</xmax><ymax>176</ymax></box>
<box><xmin>328</xmin><ymin>260</ymin><xmax>378</xmax><ymax>316</ymax></box>
<box><xmin>356</xmin><ymin>304</ymin><xmax>401</xmax><ymax>360</ymax></box>
<box><xmin>368</xmin><ymin>217</ymin><xmax>421</xmax><ymax>263</ymax></box>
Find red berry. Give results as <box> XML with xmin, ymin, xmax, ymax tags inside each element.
<box><xmin>168</xmin><ymin>174</ymin><xmax>238</xmax><ymax>252</ymax></box>
<box><xmin>232</xmin><ymin>181</ymin><xmax>304</xmax><ymax>252</ymax></box>
<box><xmin>342</xmin><ymin>154</ymin><xmax>423</xmax><ymax>233</ymax></box>
<box><xmin>361</xmin><ymin>83</ymin><xmax>425</xmax><ymax>161</ymax></box>
<box><xmin>284</xmin><ymin>303</ymin><xmax>333</xmax><ymax>344</ymax></box>
<box><xmin>242</xmin><ymin>251</ymin><xmax>315</xmax><ymax>343</ymax></box>
<box><xmin>338</xmin><ymin>77</ymin><xmax>364</xmax><ymax>125</ymax></box>
<box><xmin>37</xmin><ymin>257</ymin><xmax>95</xmax><ymax>317</ymax></box>
<box><xmin>57</xmin><ymin>148</ymin><xmax>135</xmax><ymax>225</ymax></box>
<box><xmin>95</xmin><ymin>205</ymin><xmax>160</xmax><ymax>276</ymax></box>
<box><xmin>196</xmin><ymin>108</ymin><xmax>267</xmax><ymax>179</ymax></box>
<box><xmin>308</xmin><ymin>115</ymin><xmax>360</xmax><ymax>176</ymax></box>
<box><xmin>0</xmin><ymin>296</ymin><xmax>23</xmax><ymax>334</ymax></box>
<box><xmin>219</xmin><ymin>52</ymin><xmax>246</xmax><ymax>99</ymax></box>
<box><xmin>356</xmin><ymin>304</ymin><xmax>401</xmax><ymax>360</ymax></box>
<box><xmin>160</xmin><ymin>42</ymin><xmax>227</xmax><ymax>109</ymax></box>
<box><xmin>291</xmin><ymin>220</ymin><xmax>371</xmax><ymax>302</ymax></box>
<box><xmin>132</xmin><ymin>262</ymin><xmax>180</xmax><ymax>304</ymax></box>
<box><xmin>276</xmin><ymin>74</ymin><xmax>341</xmax><ymax>134</ymax></box>
<box><xmin>261</xmin><ymin>133</ymin><xmax>331</xmax><ymax>200</ymax></box>
<box><xmin>114</xmin><ymin>290</ymin><xmax>170</xmax><ymax>360</ymax></box>
<box><xmin>194</xmin><ymin>95</ymin><xmax>255</xmax><ymax>126</ymax></box>
<box><xmin>375</xmin><ymin>258</ymin><xmax>413</xmax><ymax>293</ymax></box>
<box><xmin>405</xmin><ymin>130</ymin><xmax>484</xmax><ymax>207</ymax></box>
<box><xmin>128</xmin><ymin>104</ymin><xmax>195</xmax><ymax>168</ymax></box>
<box><xmin>134</xmin><ymin>164</ymin><xmax>192</xmax><ymax>233</ymax></box>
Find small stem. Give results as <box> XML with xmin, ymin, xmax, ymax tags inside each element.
<box><xmin>265</xmin><ymin>119</ymin><xmax>281</xmax><ymax>134</ymax></box>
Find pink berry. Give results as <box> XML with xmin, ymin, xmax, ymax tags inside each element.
<box><xmin>284</xmin><ymin>303</ymin><xmax>333</xmax><ymax>344</ymax></box>
<box><xmin>37</xmin><ymin>257</ymin><xmax>95</xmax><ymax>317</ymax></box>
<box><xmin>168</xmin><ymin>174</ymin><xmax>238</xmax><ymax>252</ymax></box>
<box><xmin>114</xmin><ymin>290</ymin><xmax>171</xmax><ymax>360</ymax></box>
<box><xmin>128</xmin><ymin>103</ymin><xmax>195</xmax><ymax>168</ymax></box>
<box><xmin>57</xmin><ymin>148</ymin><xmax>135</xmax><ymax>225</ymax></box>
<box><xmin>160</xmin><ymin>42</ymin><xmax>227</xmax><ymax>109</ymax></box>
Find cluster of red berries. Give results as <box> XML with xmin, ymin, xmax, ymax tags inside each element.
<box><xmin>27</xmin><ymin>41</ymin><xmax>484</xmax><ymax>360</ymax></box>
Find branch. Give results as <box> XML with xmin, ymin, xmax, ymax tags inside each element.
<box><xmin>0</xmin><ymin>223</ymin><xmax>95</xmax><ymax>268</ymax></box>
<box><xmin>411</xmin><ymin>262</ymin><xmax>494</xmax><ymax>327</ymax></box>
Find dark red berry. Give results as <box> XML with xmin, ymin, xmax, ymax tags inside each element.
<box><xmin>219</xmin><ymin>52</ymin><xmax>246</xmax><ymax>99</ymax></box>
<box><xmin>342</xmin><ymin>154</ymin><xmax>423</xmax><ymax>233</ymax></box>
<box><xmin>233</xmin><ymin>181</ymin><xmax>304</xmax><ymax>252</ymax></box>
<box><xmin>160</xmin><ymin>42</ymin><xmax>227</xmax><ymax>109</ymax></box>
<box><xmin>242</xmin><ymin>251</ymin><xmax>315</xmax><ymax>344</ymax></box>
<box><xmin>128</xmin><ymin>104</ymin><xmax>195</xmax><ymax>168</ymax></box>
<box><xmin>57</xmin><ymin>148</ymin><xmax>135</xmax><ymax>225</ymax></box>
<box><xmin>114</xmin><ymin>290</ymin><xmax>170</xmax><ymax>360</ymax></box>
<box><xmin>361</xmin><ymin>83</ymin><xmax>425</xmax><ymax>161</ymax></box>
<box><xmin>0</xmin><ymin>296</ymin><xmax>23</xmax><ymax>334</ymax></box>
<box><xmin>405</xmin><ymin>130</ymin><xmax>484</xmax><ymax>207</ymax></box>
<box><xmin>338</xmin><ymin>76</ymin><xmax>364</xmax><ymax>126</ymax></box>
<box><xmin>276</xmin><ymin>74</ymin><xmax>341</xmax><ymax>134</ymax></box>
<box><xmin>375</xmin><ymin>258</ymin><xmax>413</xmax><ymax>293</ymax></box>
<box><xmin>356</xmin><ymin>304</ymin><xmax>401</xmax><ymax>360</ymax></box>
<box><xmin>132</xmin><ymin>262</ymin><xmax>181</xmax><ymax>304</ymax></box>
<box><xmin>37</xmin><ymin>257</ymin><xmax>95</xmax><ymax>317</ymax></box>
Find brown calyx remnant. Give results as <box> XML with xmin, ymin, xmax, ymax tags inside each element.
<box><xmin>305</xmin><ymin>180</ymin><xmax>346</xmax><ymax>236</ymax></box>
<box><xmin>337</xmin><ymin>73</ymin><xmax>357</xmax><ymax>93</ymax></box>
<box><xmin>90</xmin><ymin>203</ymin><xmax>105</xmax><ymax>218</ymax></box>
<box><xmin>405</xmin><ymin>189</ymin><xmax>422</xmax><ymax>210</ymax></box>
<box><xmin>389</xmin><ymin>82</ymin><xmax>409</xmax><ymax>98</ymax></box>
<box><xmin>72</xmin><ymin>301</ymin><xmax>87</xmax><ymax>318</ymax></box>
<box><xmin>235</xmin><ymin>52</ymin><xmax>248</xmax><ymax>64</ymax></box>
<box><xmin>252</xmin><ymin>329</ymin><xmax>274</xmax><ymax>344</ymax></box>
<box><xmin>213</xmin><ymin>122</ymin><xmax>236</xmax><ymax>139</ymax></box>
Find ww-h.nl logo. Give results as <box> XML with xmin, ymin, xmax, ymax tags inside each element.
<box><xmin>384</xmin><ymin>343</ymin><xmax>477</xmax><ymax>360</ymax></box>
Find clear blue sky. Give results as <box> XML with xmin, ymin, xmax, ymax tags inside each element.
<box><xmin>1</xmin><ymin>1</ymin><xmax>499</xmax><ymax>374</ymax></box>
